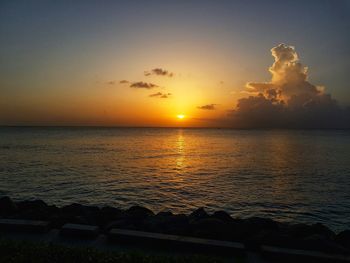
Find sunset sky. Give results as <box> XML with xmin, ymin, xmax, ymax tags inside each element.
<box><xmin>1</xmin><ymin>0</ymin><xmax>349</xmax><ymax>127</ymax></box>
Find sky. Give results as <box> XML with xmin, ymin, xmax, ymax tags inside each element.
<box><xmin>0</xmin><ymin>0</ymin><xmax>349</xmax><ymax>127</ymax></box>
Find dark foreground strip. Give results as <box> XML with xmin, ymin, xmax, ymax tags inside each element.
<box><xmin>109</xmin><ymin>228</ymin><xmax>244</xmax><ymax>254</ymax></box>
<box><xmin>0</xmin><ymin>219</ymin><xmax>49</xmax><ymax>233</ymax></box>
<box><xmin>261</xmin><ymin>245</ymin><xmax>350</xmax><ymax>262</ymax></box>
<box><xmin>1</xmin><ymin>219</ymin><xmax>350</xmax><ymax>262</ymax></box>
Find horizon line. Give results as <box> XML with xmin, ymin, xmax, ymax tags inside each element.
<box><xmin>0</xmin><ymin>125</ymin><xmax>349</xmax><ymax>131</ymax></box>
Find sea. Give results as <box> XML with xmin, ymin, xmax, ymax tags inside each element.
<box><xmin>0</xmin><ymin>127</ymin><xmax>349</xmax><ymax>231</ymax></box>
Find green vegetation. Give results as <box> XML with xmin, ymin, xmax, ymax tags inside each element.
<box><xmin>0</xmin><ymin>239</ymin><xmax>230</xmax><ymax>263</ymax></box>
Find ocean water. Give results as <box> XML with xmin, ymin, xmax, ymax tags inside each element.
<box><xmin>0</xmin><ymin>127</ymin><xmax>349</xmax><ymax>231</ymax></box>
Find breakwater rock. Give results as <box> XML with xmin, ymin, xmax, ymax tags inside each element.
<box><xmin>1</xmin><ymin>196</ymin><xmax>349</xmax><ymax>254</ymax></box>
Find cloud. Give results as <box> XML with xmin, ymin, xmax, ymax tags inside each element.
<box><xmin>197</xmin><ymin>104</ymin><xmax>217</xmax><ymax>110</ymax></box>
<box><xmin>130</xmin><ymin>81</ymin><xmax>158</xmax><ymax>89</ymax></box>
<box><xmin>149</xmin><ymin>92</ymin><xmax>171</xmax><ymax>98</ymax></box>
<box><xmin>229</xmin><ymin>44</ymin><xmax>350</xmax><ymax>128</ymax></box>
<box><xmin>144</xmin><ymin>68</ymin><xmax>174</xmax><ymax>77</ymax></box>
<box><xmin>106</xmin><ymin>80</ymin><xmax>116</xmax><ymax>85</ymax></box>
<box><xmin>119</xmin><ymin>80</ymin><xmax>129</xmax><ymax>84</ymax></box>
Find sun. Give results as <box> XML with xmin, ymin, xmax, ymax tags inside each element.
<box><xmin>177</xmin><ymin>114</ymin><xmax>185</xmax><ymax>120</ymax></box>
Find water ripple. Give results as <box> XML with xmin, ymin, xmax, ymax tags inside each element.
<box><xmin>0</xmin><ymin>127</ymin><xmax>350</xmax><ymax>231</ymax></box>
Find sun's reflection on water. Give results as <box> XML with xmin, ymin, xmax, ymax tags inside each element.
<box><xmin>175</xmin><ymin>130</ymin><xmax>185</xmax><ymax>171</ymax></box>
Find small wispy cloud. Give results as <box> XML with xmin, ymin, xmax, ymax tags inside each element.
<box><xmin>130</xmin><ymin>82</ymin><xmax>159</xmax><ymax>89</ymax></box>
<box><xmin>149</xmin><ymin>92</ymin><xmax>172</xmax><ymax>98</ymax></box>
<box><xmin>197</xmin><ymin>104</ymin><xmax>217</xmax><ymax>110</ymax></box>
<box><xmin>144</xmin><ymin>68</ymin><xmax>174</xmax><ymax>77</ymax></box>
<box><xmin>119</xmin><ymin>80</ymin><xmax>129</xmax><ymax>84</ymax></box>
<box><xmin>106</xmin><ymin>80</ymin><xmax>116</xmax><ymax>85</ymax></box>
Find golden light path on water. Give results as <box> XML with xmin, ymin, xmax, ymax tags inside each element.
<box><xmin>176</xmin><ymin>130</ymin><xmax>185</xmax><ymax>173</ymax></box>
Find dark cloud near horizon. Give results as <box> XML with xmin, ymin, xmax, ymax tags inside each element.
<box><xmin>144</xmin><ymin>68</ymin><xmax>174</xmax><ymax>77</ymax></box>
<box><xmin>229</xmin><ymin>44</ymin><xmax>350</xmax><ymax>129</ymax></box>
<box><xmin>197</xmin><ymin>104</ymin><xmax>217</xmax><ymax>110</ymax></box>
<box><xmin>149</xmin><ymin>92</ymin><xmax>171</xmax><ymax>98</ymax></box>
<box><xmin>130</xmin><ymin>81</ymin><xmax>158</xmax><ymax>89</ymax></box>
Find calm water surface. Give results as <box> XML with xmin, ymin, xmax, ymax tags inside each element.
<box><xmin>0</xmin><ymin>127</ymin><xmax>349</xmax><ymax>231</ymax></box>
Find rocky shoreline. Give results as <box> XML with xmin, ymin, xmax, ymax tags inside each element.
<box><xmin>1</xmin><ymin>196</ymin><xmax>349</xmax><ymax>255</ymax></box>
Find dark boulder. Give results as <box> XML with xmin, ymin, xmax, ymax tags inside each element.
<box><xmin>189</xmin><ymin>207</ymin><xmax>209</xmax><ymax>222</ymax></box>
<box><xmin>211</xmin><ymin>211</ymin><xmax>233</xmax><ymax>223</ymax></box>
<box><xmin>97</xmin><ymin>206</ymin><xmax>123</xmax><ymax>226</ymax></box>
<box><xmin>61</xmin><ymin>203</ymin><xmax>100</xmax><ymax>216</ymax></box>
<box><xmin>61</xmin><ymin>203</ymin><xmax>85</xmax><ymax>215</ymax></box>
<box><xmin>143</xmin><ymin>213</ymin><xmax>189</xmax><ymax>235</ymax></box>
<box><xmin>46</xmin><ymin>205</ymin><xmax>60</xmax><ymax>218</ymax></box>
<box><xmin>83</xmin><ymin>205</ymin><xmax>101</xmax><ymax>225</ymax></box>
<box><xmin>287</xmin><ymin>223</ymin><xmax>312</xmax><ymax>239</ymax></box>
<box><xmin>101</xmin><ymin>206</ymin><xmax>122</xmax><ymax>216</ymax></box>
<box><xmin>53</xmin><ymin>203</ymin><xmax>101</xmax><ymax>227</ymax></box>
<box><xmin>242</xmin><ymin>218</ymin><xmax>282</xmax><ymax>250</ymax></box>
<box><xmin>15</xmin><ymin>199</ymin><xmax>54</xmax><ymax>220</ymax></box>
<box><xmin>156</xmin><ymin>211</ymin><xmax>173</xmax><ymax>217</ymax></box>
<box><xmin>161</xmin><ymin>214</ymin><xmax>190</xmax><ymax>235</ymax></box>
<box><xmin>241</xmin><ymin>217</ymin><xmax>279</xmax><ymax>238</ymax></box>
<box><xmin>123</xmin><ymin>206</ymin><xmax>154</xmax><ymax>221</ymax></box>
<box><xmin>336</xmin><ymin>230</ymin><xmax>350</xmax><ymax>250</ymax></box>
<box><xmin>310</xmin><ymin>223</ymin><xmax>335</xmax><ymax>239</ymax></box>
<box><xmin>287</xmin><ymin>223</ymin><xmax>335</xmax><ymax>240</ymax></box>
<box><xmin>60</xmin><ymin>203</ymin><xmax>84</xmax><ymax>216</ymax></box>
<box><xmin>16</xmin><ymin>199</ymin><xmax>48</xmax><ymax>211</ymax></box>
<box><xmin>245</xmin><ymin>217</ymin><xmax>279</xmax><ymax>230</ymax></box>
<box><xmin>22</xmin><ymin>203</ymin><xmax>57</xmax><ymax>226</ymax></box>
<box><xmin>0</xmin><ymin>196</ymin><xmax>17</xmax><ymax>215</ymax></box>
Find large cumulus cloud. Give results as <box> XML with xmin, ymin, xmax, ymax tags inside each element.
<box><xmin>230</xmin><ymin>44</ymin><xmax>349</xmax><ymax>128</ymax></box>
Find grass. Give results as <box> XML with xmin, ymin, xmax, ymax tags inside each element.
<box><xmin>0</xmin><ymin>239</ymin><xmax>233</xmax><ymax>263</ymax></box>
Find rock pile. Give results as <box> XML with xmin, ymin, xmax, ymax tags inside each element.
<box><xmin>1</xmin><ymin>196</ymin><xmax>349</xmax><ymax>254</ymax></box>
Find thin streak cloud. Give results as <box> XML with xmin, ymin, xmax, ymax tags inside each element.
<box><xmin>197</xmin><ymin>104</ymin><xmax>217</xmax><ymax>110</ymax></box>
<box><xmin>149</xmin><ymin>92</ymin><xmax>171</xmax><ymax>98</ymax></box>
<box><xmin>144</xmin><ymin>68</ymin><xmax>174</xmax><ymax>77</ymax></box>
<box><xmin>130</xmin><ymin>82</ymin><xmax>159</xmax><ymax>89</ymax></box>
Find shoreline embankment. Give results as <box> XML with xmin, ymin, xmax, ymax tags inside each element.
<box><xmin>0</xmin><ymin>196</ymin><xmax>349</xmax><ymax>257</ymax></box>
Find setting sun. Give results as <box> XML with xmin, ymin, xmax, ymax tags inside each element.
<box><xmin>177</xmin><ymin>114</ymin><xmax>185</xmax><ymax>120</ymax></box>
